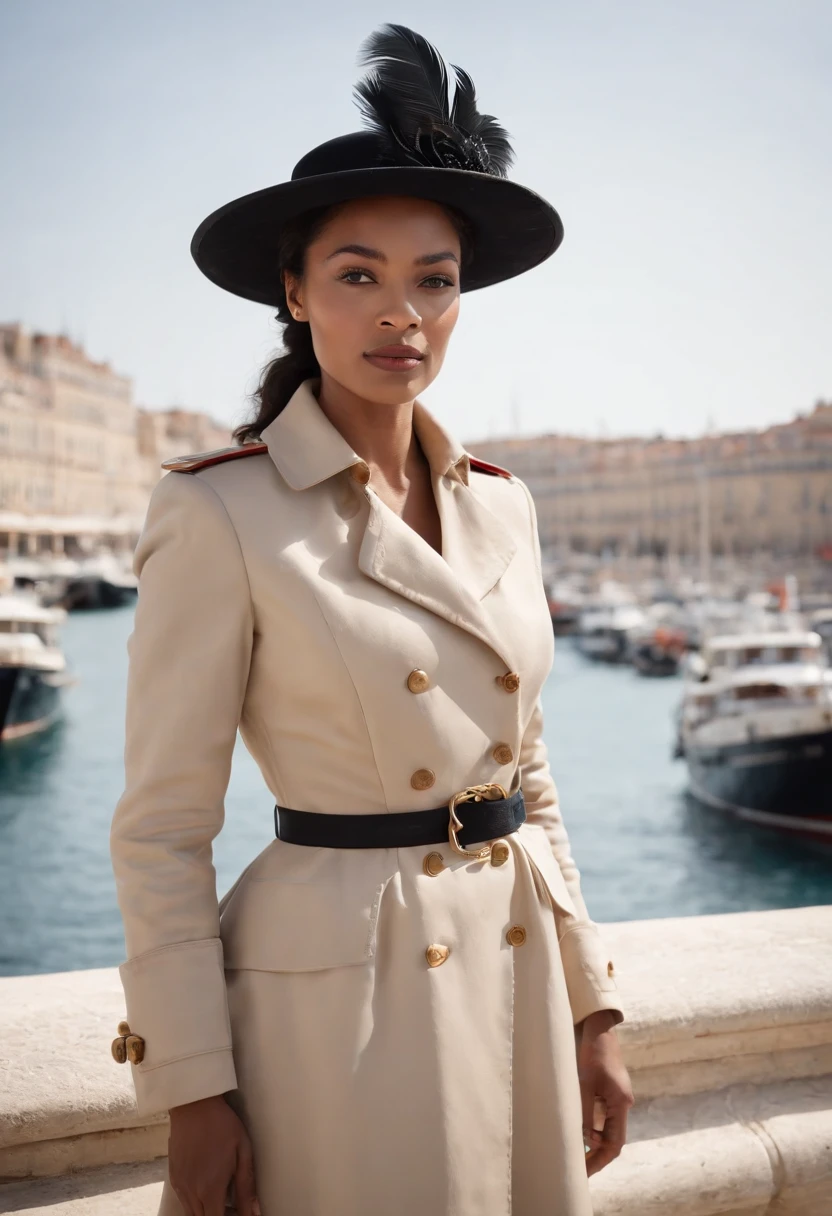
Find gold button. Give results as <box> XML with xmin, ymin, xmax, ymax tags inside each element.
<box><xmin>492</xmin><ymin>743</ymin><xmax>514</xmax><ymax>765</ymax></box>
<box><xmin>126</xmin><ymin>1035</ymin><xmax>146</xmax><ymax>1064</ymax></box>
<box><xmin>506</xmin><ymin>925</ymin><xmax>527</xmax><ymax>947</ymax></box>
<box><xmin>496</xmin><ymin>672</ymin><xmax>520</xmax><ymax>693</ymax></box>
<box><xmin>490</xmin><ymin>840</ymin><xmax>510</xmax><ymax>867</ymax></box>
<box><xmin>426</xmin><ymin>944</ymin><xmax>450</xmax><ymax>967</ymax></box>
<box><xmin>423</xmin><ymin>851</ymin><xmax>445</xmax><ymax>877</ymax></box>
<box><xmin>111</xmin><ymin>1021</ymin><xmax>145</xmax><ymax>1065</ymax></box>
<box><xmin>350</xmin><ymin>462</ymin><xmax>370</xmax><ymax>484</ymax></box>
<box><xmin>607</xmin><ymin>960</ymin><xmax>615</xmax><ymax>977</ymax></box>
<box><xmin>407</xmin><ymin>669</ymin><xmax>430</xmax><ymax>694</ymax></box>
<box><xmin>411</xmin><ymin>768</ymin><xmax>436</xmax><ymax>791</ymax></box>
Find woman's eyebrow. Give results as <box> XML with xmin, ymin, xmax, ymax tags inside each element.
<box><xmin>324</xmin><ymin>244</ymin><xmax>459</xmax><ymax>266</ymax></box>
<box><xmin>415</xmin><ymin>250</ymin><xmax>460</xmax><ymax>266</ymax></box>
<box><xmin>325</xmin><ymin>243</ymin><xmax>384</xmax><ymax>262</ymax></box>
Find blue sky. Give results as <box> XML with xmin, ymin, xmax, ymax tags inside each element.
<box><xmin>1</xmin><ymin>0</ymin><xmax>829</xmax><ymax>441</ymax></box>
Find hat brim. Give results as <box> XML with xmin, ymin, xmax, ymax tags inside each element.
<box><xmin>190</xmin><ymin>167</ymin><xmax>563</xmax><ymax>305</ymax></box>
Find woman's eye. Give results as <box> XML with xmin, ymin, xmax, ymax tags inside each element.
<box><xmin>421</xmin><ymin>275</ymin><xmax>455</xmax><ymax>289</ymax></box>
<box><xmin>338</xmin><ymin>268</ymin><xmax>374</xmax><ymax>284</ymax></box>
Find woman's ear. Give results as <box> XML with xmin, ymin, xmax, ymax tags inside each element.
<box><xmin>283</xmin><ymin>271</ymin><xmax>306</xmax><ymax>322</ymax></box>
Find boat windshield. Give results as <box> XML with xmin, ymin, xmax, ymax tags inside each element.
<box><xmin>709</xmin><ymin>644</ymin><xmax>820</xmax><ymax>669</ymax></box>
<box><xmin>0</xmin><ymin>618</ymin><xmax>54</xmax><ymax>645</ymax></box>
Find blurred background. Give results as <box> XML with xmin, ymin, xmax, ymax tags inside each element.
<box><xmin>0</xmin><ymin>1</ymin><xmax>830</xmax><ymax>976</ymax></box>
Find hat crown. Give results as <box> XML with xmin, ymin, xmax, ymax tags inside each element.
<box><xmin>291</xmin><ymin>132</ymin><xmax>385</xmax><ymax>181</ymax></box>
<box><xmin>189</xmin><ymin>24</ymin><xmax>563</xmax><ymax>305</ymax></box>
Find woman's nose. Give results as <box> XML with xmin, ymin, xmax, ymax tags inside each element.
<box><xmin>376</xmin><ymin>293</ymin><xmax>422</xmax><ymax>329</ymax></box>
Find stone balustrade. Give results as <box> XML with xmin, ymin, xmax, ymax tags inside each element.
<box><xmin>1</xmin><ymin>905</ymin><xmax>830</xmax><ymax>1215</ymax></box>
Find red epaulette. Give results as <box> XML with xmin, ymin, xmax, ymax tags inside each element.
<box><xmin>161</xmin><ymin>442</ymin><xmax>268</xmax><ymax>473</ymax></box>
<box><xmin>468</xmin><ymin>455</ymin><xmax>513</xmax><ymax>479</ymax></box>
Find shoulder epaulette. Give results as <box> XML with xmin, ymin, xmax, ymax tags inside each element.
<box><xmin>468</xmin><ymin>455</ymin><xmax>513</xmax><ymax>479</ymax></box>
<box><xmin>161</xmin><ymin>442</ymin><xmax>268</xmax><ymax>473</ymax></box>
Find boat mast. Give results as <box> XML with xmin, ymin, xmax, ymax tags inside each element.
<box><xmin>698</xmin><ymin>461</ymin><xmax>711</xmax><ymax>589</ymax></box>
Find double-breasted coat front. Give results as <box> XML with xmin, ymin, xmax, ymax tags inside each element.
<box><xmin>110</xmin><ymin>378</ymin><xmax>625</xmax><ymax>1216</ymax></box>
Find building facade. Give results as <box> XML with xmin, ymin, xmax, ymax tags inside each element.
<box><xmin>467</xmin><ymin>403</ymin><xmax>832</xmax><ymax>561</ymax></box>
<box><xmin>0</xmin><ymin>323</ymin><xmax>229</xmax><ymax>553</ymax></box>
<box><xmin>3</xmin><ymin>320</ymin><xmax>828</xmax><ymax>563</ymax></box>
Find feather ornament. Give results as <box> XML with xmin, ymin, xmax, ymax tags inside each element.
<box><xmin>353</xmin><ymin>23</ymin><xmax>514</xmax><ymax>178</ymax></box>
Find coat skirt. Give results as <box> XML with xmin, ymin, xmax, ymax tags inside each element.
<box><xmin>111</xmin><ymin>380</ymin><xmax>624</xmax><ymax>1216</ymax></box>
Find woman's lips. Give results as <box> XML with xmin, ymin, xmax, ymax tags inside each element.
<box><xmin>363</xmin><ymin>346</ymin><xmax>425</xmax><ymax>374</ymax></box>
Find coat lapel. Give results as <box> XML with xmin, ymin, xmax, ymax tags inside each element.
<box><xmin>262</xmin><ymin>380</ymin><xmax>519</xmax><ymax>669</ymax></box>
<box><xmin>357</xmin><ymin>480</ymin><xmax>517</xmax><ymax>668</ymax></box>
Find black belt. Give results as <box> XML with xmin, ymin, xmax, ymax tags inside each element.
<box><xmin>274</xmin><ymin>787</ymin><xmax>526</xmax><ymax>850</ymax></box>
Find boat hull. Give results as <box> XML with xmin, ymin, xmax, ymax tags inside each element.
<box><xmin>574</xmin><ymin>630</ymin><xmax>631</xmax><ymax>663</ymax></box>
<box><xmin>0</xmin><ymin>665</ymin><xmax>64</xmax><ymax>741</ymax></box>
<box><xmin>685</xmin><ymin>727</ymin><xmax>832</xmax><ymax>834</ymax></box>
<box><xmin>632</xmin><ymin>644</ymin><xmax>680</xmax><ymax>677</ymax></box>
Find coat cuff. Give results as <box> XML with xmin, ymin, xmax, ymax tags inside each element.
<box><xmin>117</xmin><ymin>937</ymin><xmax>237</xmax><ymax>1115</ymax></box>
<box><xmin>130</xmin><ymin>1047</ymin><xmax>237</xmax><ymax>1115</ymax></box>
<box><xmin>558</xmin><ymin>921</ymin><xmax>625</xmax><ymax>1027</ymax></box>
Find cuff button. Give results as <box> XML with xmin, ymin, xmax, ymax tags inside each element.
<box><xmin>607</xmin><ymin>960</ymin><xmax>615</xmax><ymax>976</ymax></box>
<box><xmin>111</xmin><ymin>1021</ymin><xmax>145</xmax><ymax>1065</ymax></box>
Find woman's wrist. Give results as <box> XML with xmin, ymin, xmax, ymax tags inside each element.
<box><xmin>580</xmin><ymin>1009</ymin><xmax>619</xmax><ymax>1036</ymax></box>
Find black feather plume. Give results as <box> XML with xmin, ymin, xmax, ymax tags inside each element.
<box><xmin>449</xmin><ymin>65</ymin><xmax>514</xmax><ymax>177</ymax></box>
<box><xmin>353</xmin><ymin>23</ymin><xmax>514</xmax><ymax>177</ymax></box>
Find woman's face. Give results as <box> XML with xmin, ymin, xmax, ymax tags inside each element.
<box><xmin>285</xmin><ymin>196</ymin><xmax>462</xmax><ymax>403</ymax></box>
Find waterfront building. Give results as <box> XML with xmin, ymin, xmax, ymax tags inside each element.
<box><xmin>467</xmin><ymin>401</ymin><xmax>832</xmax><ymax>560</ymax></box>
<box><xmin>0</xmin><ymin>323</ymin><xmax>229</xmax><ymax>555</ymax></box>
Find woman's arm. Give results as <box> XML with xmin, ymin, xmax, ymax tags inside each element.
<box><xmin>515</xmin><ymin>477</ymin><xmax>624</xmax><ymax>1028</ymax></box>
<box><xmin>110</xmin><ymin>469</ymin><xmax>254</xmax><ymax>1116</ymax></box>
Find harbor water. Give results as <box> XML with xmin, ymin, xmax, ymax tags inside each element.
<box><xmin>1</xmin><ymin>604</ymin><xmax>830</xmax><ymax>977</ymax></box>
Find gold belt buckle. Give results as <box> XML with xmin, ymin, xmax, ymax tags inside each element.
<box><xmin>447</xmin><ymin>783</ymin><xmax>508</xmax><ymax>861</ymax></box>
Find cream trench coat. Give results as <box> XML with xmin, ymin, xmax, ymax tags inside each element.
<box><xmin>111</xmin><ymin>378</ymin><xmax>625</xmax><ymax>1216</ymax></box>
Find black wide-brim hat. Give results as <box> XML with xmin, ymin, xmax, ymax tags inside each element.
<box><xmin>191</xmin><ymin>25</ymin><xmax>564</xmax><ymax>306</ymax></box>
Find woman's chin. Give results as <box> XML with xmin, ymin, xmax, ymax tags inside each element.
<box><xmin>355</xmin><ymin>363</ymin><xmax>433</xmax><ymax>402</ymax></box>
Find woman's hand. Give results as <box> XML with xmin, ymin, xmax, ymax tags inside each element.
<box><xmin>168</xmin><ymin>1094</ymin><xmax>260</xmax><ymax>1215</ymax></box>
<box><xmin>577</xmin><ymin>1009</ymin><xmax>635</xmax><ymax>1177</ymax></box>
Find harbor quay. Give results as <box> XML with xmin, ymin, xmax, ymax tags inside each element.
<box><xmin>1</xmin><ymin>906</ymin><xmax>831</xmax><ymax>1214</ymax></box>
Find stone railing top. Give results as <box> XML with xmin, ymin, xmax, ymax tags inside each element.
<box><xmin>1</xmin><ymin>904</ymin><xmax>830</xmax><ymax>1151</ymax></box>
<box><xmin>600</xmin><ymin>903</ymin><xmax>832</xmax><ymax>1044</ymax></box>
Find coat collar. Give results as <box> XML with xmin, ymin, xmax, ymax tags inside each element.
<box><xmin>260</xmin><ymin>378</ymin><xmax>471</xmax><ymax>490</ymax></box>
<box><xmin>260</xmin><ymin>378</ymin><xmax>517</xmax><ymax>669</ymax></box>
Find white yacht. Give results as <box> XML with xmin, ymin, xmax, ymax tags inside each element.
<box><xmin>0</xmin><ymin>591</ymin><xmax>73</xmax><ymax>741</ymax></box>
<box><xmin>675</xmin><ymin>631</ymin><xmax>832</xmax><ymax>836</ymax></box>
<box><xmin>574</xmin><ymin>596</ymin><xmax>647</xmax><ymax>664</ymax></box>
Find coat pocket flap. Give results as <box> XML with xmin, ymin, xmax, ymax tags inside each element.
<box><xmin>516</xmin><ymin>824</ymin><xmax>578</xmax><ymax>919</ymax></box>
<box><xmin>220</xmin><ymin>846</ymin><xmax>389</xmax><ymax>973</ymax></box>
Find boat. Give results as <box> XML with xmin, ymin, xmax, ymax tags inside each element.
<box><xmin>675</xmin><ymin>630</ymin><xmax>832</xmax><ymax>837</ymax></box>
<box><xmin>630</xmin><ymin>625</ymin><xmax>689</xmax><ymax>677</ymax></box>
<box><xmin>574</xmin><ymin>602</ymin><xmax>647</xmax><ymax>663</ymax></box>
<box><xmin>545</xmin><ymin>581</ymin><xmax>584</xmax><ymax>635</ymax></box>
<box><xmin>0</xmin><ymin>591</ymin><xmax>74</xmax><ymax>742</ymax></box>
<box><xmin>6</xmin><ymin>553</ymin><xmax>138</xmax><ymax>610</ymax></box>
<box><xmin>63</xmin><ymin>555</ymin><xmax>138</xmax><ymax>610</ymax></box>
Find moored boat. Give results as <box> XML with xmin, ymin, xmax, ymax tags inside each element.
<box><xmin>574</xmin><ymin>603</ymin><xmax>646</xmax><ymax>663</ymax></box>
<box><xmin>0</xmin><ymin>593</ymin><xmax>74</xmax><ymax>742</ymax></box>
<box><xmin>631</xmin><ymin>626</ymin><xmax>688</xmax><ymax>677</ymax></box>
<box><xmin>675</xmin><ymin>631</ymin><xmax>832</xmax><ymax>836</ymax></box>
<box><xmin>63</xmin><ymin>555</ymin><xmax>138</xmax><ymax>610</ymax></box>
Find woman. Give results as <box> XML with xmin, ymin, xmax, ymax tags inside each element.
<box><xmin>110</xmin><ymin>23</ymin><xmax>633</xmax><ymax>1216</ymax></box>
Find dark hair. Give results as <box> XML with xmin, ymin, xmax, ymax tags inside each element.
<box><xmin>233</xmin><ymin>200</ymin><xmax>474</xmax><ymax>444</ymax></box>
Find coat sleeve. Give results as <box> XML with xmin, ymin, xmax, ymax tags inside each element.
<box><xmin>515</xmin><ymin>477</ymin><xmax>625</xmax><ymax>1028</ymax></box>
<box><xmin>110</xmin><ymin>470</ymin><xmax>254</xmax><ymax>1115</ymax></box>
